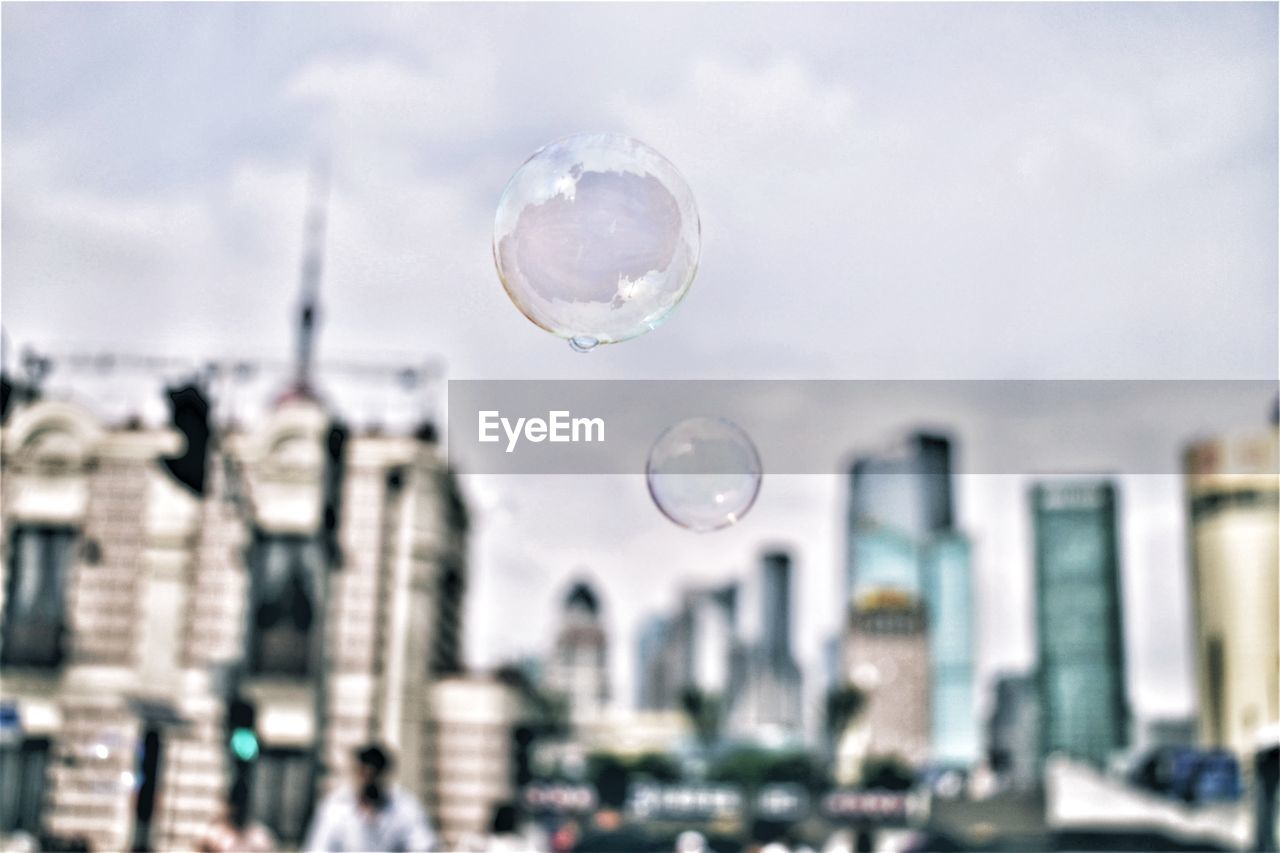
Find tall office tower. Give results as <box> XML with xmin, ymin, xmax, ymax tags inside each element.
<box><xmin>761</xmin><ymin>552</ymin><xmax>792</xmax><ymax>665</ymax></box>
<box><xmin>921</xmin><ymin>532</ymin><xmax>978</xmax><ymax>764</ymax></box>
<box><xmin>843</xmin><ymin>430</ymin><xmax>977</xmax><ymax>767</ymax></box>
<box><xmin>687</xmin><ymin>583</ymin><xmax>736</xmax><ymax>695</ymax></box>
<box><xmin>1031</xmin><ymin>480</ymin><xmax>1129</xmax><ymax>767</ymax></box>
<box><xmin>842</xmin><ymin>593</ymin><xmax>931</xmax><ymax>766</ymax></box>
<box><xmin>636</xmin><ymin>614</ymin><xmax>674</xmax><ymax>710</ymax></box>
<box><xmin>725</xmin><ymin>550</ymin><xmax>803</xmax><ymax>742</ymax></box>
<box><xmin>986</xmin><ymin>672</ymin><xmax>1041</xmax><ymax>791</ymax></box>
<box><xmin>1184</xmin><ymin>426</ymin><xmax>1279</xmax><ymax>758</ymax></box>
<box><xmin>846</xmin><ymin>432</ymin><xmax>953</xmax><ymax>601</ymax></box>
<box><xmin>546</xmin><ymin>581</ymin><xmax>610</xmax><ymax>722</ymax></box>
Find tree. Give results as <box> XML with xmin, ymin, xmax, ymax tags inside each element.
<box><xmin>859</xmin><ymin>754</ymin><xmax>915</xmax><ymax>791</ymax></box>
<box><xmin>823</xmin><ymin>684</ymin><xmax>868</xmax><ymax>747</ymax></box>
<box><xmin>679</xmin><ymin>685</ymin><xmax>723</xmax><ymax>749</ymax></box>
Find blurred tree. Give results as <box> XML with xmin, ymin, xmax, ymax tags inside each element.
<box><xmin>679</xmin><ymin>685</ymin><xmax>723</xmax><ymax>749</ymax></box>
<box><xmin>823</xmin><ymin>684</ymin><xmax>868</xmax><ymax>744</ymax></box>
<box><xmin>859</xmin><ymin>754</ymin><xmax>915</xmax><ymax>791</ymax></box>
<box><xmin>707</xmin><ymin>746</ymin><xmax>825</xmax><ymax>792</ymax></box>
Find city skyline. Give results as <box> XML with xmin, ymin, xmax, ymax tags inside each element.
<box><xmin>4</xmin><ymin>0</ymin><xmax>1276</xmax><ymax>743</ymax></box>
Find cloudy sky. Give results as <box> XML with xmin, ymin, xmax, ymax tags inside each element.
<box><xmin>4</xmin><ymin>3</ymin><xmax>1276</xmax><ymax>725</ymax></box>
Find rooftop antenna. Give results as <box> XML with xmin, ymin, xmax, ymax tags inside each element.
<box><xmin>285</xmin><ymin>153</ymin><xmax>331</xmax><ymax>403</ymax></box>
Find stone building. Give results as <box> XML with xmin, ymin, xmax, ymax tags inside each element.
<box><xmin>545</xmin><ymin>581</ymin><xmax>610</xmax><ymax>723</ymax></box>
<box><xmin>0</xmin><ymin>388</ymin><xmax>469</xmax><ymax>850</ymax></box>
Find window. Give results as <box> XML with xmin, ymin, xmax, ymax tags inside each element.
<box><xmin>247</xmin><ymin>533</ymin><xmax>322</xmax><ymax>677</ymax></box>
<box><xmin>0</xmin><ymin>737</ymin><xmax>50</xmax><ymax>834</ymax></box>
<box><xmin>251</xmin><ymin>748</ymin><xmax>314</xmax><ymax>845</ymax></box>
<box><xmin>2</xmin><ymin>526</ymin><xmax>76</xmax><ymax>669</ymax></box>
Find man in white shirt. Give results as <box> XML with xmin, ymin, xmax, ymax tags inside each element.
<box><xmin>303</xmin><ymin>743</ymin><xmax>437</xmax><ymax>852</ymax></box>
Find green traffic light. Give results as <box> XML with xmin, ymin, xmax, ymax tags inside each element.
<box><xmin>230</xmin><ymin>728</ymin><xmax>259</xmax><ymax>762</ymax></box>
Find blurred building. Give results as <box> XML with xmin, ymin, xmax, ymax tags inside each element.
<box><xmin>0</xmin><ymin>390</ymin><xmax>468</xmax><ymax>850</ymax></box>
<box><xmin>987</xmin><ymin>672</ymin><xmax>1041</xmax><ymax>791</ymax></box>
<box><xmin>0</xmin><ymin>185</ymin><xmax>472</xmax><ymax>849</ymax></box>
<box><xmin>636</xmin><ymin>582</ymin><xmax>739</xmax><ymax>714</ymax></box>
<box><xmin>845</xmin><ymin>432</ymin><xmax>953</xmax><ymax>601</ymax></box>
<box><xmin>841</xmin><ymin>431</ymin><xmax>978</xmax><ymax>767</ymax></box>
<box><xmin>546</xmin><ymin>581</ymin><xmax>610</xmax><ymax>723</ymax></box>
<box><xmin>842</xmin><ymin>592</ymin><xmax>930</xmax><ymax>767</ymax></box>
<box><xmin>725</xmin><ymin>550</ymin><xmax>803</xmax><ymax>743</ymax></box>
<box><xmin>1031</xmin><ymin>480</ymin><xmax>1130</xmax><ymax>768</ymax></box>
<box><xmin>635</xmin><ymin>614</ymin><xmax>674</xmax><ymax>711</ymax></box>
<box><xmin>1184</xmin><ymin>426</ymin><xmax>1279</xmax><ymax>760</ymax></box>
<box><xmin>1133</xmin><ymin>717</ymin><xmax>1197</xmax><ymax>755</ymax></box>
<box><xmin>425</xmin><ymin>675</ymin><xmax>527</xmax><ymax>850</ymax></box>
<box><xmin>921</xmin><ymin>532</ymin><xmax>978</xmax><ymax>765</ymax></box>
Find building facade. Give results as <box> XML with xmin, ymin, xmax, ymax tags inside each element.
<box><xmin>424</xmin><ymin>675</ymin><xmax>526</xmax><ymax>851</ymax></box>
<box><xmin>725</xmin><ymin>550</ymin><xmax>803</xmax><ymax>744</ymax></box>
<box><xmin>921</xmin><ymin>532</ymin><xmax>978</xmax><ymax>765</ymax></box>
<box><xmin>0</xmin><ymin>391</ymin><xmax>469</xmax><ymax>850</ymax></box>
<box><xmin>842</xmin><ymin>431</ymin><xmax>977</xmax><ymax>768</ymax></box>
<box><xmin>1184</xmin><ymin>427</ymin><xmax>1279</xmax><ymax>758</ymax></box>
<box><xmin>1031</xmin><ymin>479</ymin><xmax>1129</xmax><ymax>768</ymax></box>
<box><xmin>546</xmin><ymin>581</ymin><xmax>610</xmax><ymax>723</ymax></box>
<box><xmin>986</xmin><ymin>672</ymin><xmax>1041</xmax><ymax>791</ymax></box>
<box><xmin>841</xmin><ymin>595</ymin><xmax>931</xmax><ymax>768</ymax></box>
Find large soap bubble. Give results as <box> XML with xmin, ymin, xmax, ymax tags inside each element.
<box><xmin>647</xmin><ymin>417</ymin><xmax>762</xmax><ymax>532</ymax></box>
<box><xmin>494</xmin><ymin>132</ymin><xmax>701</xmax><ymax>352</ymax></box>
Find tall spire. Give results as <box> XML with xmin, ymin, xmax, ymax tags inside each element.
<box><xmin>291</xmin><ymin>155</ymin><xmax>330</xmax><ymax>401</ymax></box>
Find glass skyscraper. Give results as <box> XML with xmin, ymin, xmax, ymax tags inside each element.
<box><xmin>843</xmin><ymin>431</ymin><xmax>978</xmax><ymax>766</ymax></box>
<box><xmin>921</xmin><ymin>531</ymin><xmax>978</xmax><ymax>764</ymax></box>
<box><xmin>1032</xmin><ymin>480</ymin><xmax>1130</xmax><ymax>767</ymax></box>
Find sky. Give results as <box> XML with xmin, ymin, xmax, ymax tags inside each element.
<box><xmin>3</xmin><ymin>3</ymin><xmax>1277</xmax><ymax>728</ymax></box>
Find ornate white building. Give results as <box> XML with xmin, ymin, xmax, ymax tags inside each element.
<box><xmin>0</xmin><ymin>386</ymin><xmax>470</xmax><ymax>850</ymax></box>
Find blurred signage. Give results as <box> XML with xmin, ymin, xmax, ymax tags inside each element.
<box><xmin>821</xmin><ymin>789</ymin><xmax>913</xmax><ymax>824</ymax></box>
<box><xmin>755</xmin><ymin>783</ymin><xmax>810</xmax><ymax>820</ymax></box>
<box><xmin>629</xmin><ymin>782</ymin><xmax>742</xmax><ymax>821</ymax></box>
<box><xmin>523</xmin><ymin>782</ymin><xmax>596</xmax><ymax>814</ymax></box>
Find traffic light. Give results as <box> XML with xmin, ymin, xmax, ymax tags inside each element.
<box><xmin>226</xmin><ymin>697</ymin><xmax>259</xmax><ymax>763</ymax></box>
<box><xmin>160</xmin><ymin>383</ymin><xmax>211</xmax><ymax>495</ymax></box>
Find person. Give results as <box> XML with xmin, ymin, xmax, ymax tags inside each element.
<box><xmin>570</xmin><ymin>764</ymin><xmax>655</xmax><ymax>852</ymax></box>
<box><xmin>197</xmin><ymin>780</ymin><xmax>276</xmax><ymax>852</ymax></box>
<box><xmin>675</xmin><ymin>830</ymin><xmax>708</xmax><ymax>853</ymax></box>
<box><xmin>481</xmin><ymin>802</ymin><xmax>527</xmax><ymax>852</ymax></box>
<box><xmin>303</xmin><ymin>742</ymin><xmax>437</xmax><ymax>852</ymax></box>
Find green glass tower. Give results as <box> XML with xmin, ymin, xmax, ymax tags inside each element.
<box><xmin>1032</xmin><ymin>480</ymin><xmax>1130</xmax><ymax>767</ymax></box>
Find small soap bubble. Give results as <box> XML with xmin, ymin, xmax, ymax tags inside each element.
<box><xmin>646</xmin><ymin>417</ymin><xmax>762</xmax><ymax>532</ymax></box>
<box><xmin>494</xmin><ymin>132</ymin><xmax>700</xmax><ymax>351</ymax></box>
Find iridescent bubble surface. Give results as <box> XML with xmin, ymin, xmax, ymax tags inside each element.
<box><xmin>494</xmin><ymin>133</ymin><xmax>700</xmax><ymax>350</ymax></box>
<box><xmin>646</xmin><ymin>417</ymin><xmax>762</xmax><ymax>532</ymax></box>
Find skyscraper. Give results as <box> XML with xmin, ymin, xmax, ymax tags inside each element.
<box><xmin>725</xmin><ymin>550</ymin><xmax>802</xmax><ymax>742</ymax></box>
<box><xmin>842</xmin><ymin>431</ymin><xmax>977</xmax><ymax>767</ymax></box>
<box><xmin>1031</xmin><ymin>479</ymin><xmax>1129</xmax><ymax>767</ymax></box>
<box><xmin>846</xmin><ymin>432</ymin><xmax>953</xmax><ymax>601</ymax></box>
<box><xmin>1184</xmin><ymin>427</ymin><xmax>1279</xmax><ymax>758</ymax></box>
<box><xmin>635</xmin><ymin>613</ymin><xmax>674</xmax><ymax>711</ymax></box>
<box><xmin>921</xmin><ymin>531</ymin><xmax>978</xmax><ymax>764</ymax></box>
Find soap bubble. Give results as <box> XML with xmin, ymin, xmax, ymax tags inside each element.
<box><xmin>494</xmin><ymin>132</ymin><xmax>700</xmax><ymax>352</ymax></box>
<box><xmin>646</xmin><ymin>417</ymin><xmax>762</xmax><ymax>532</ymax></box>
